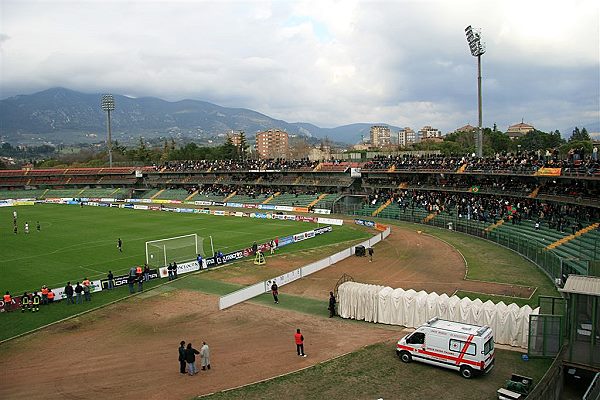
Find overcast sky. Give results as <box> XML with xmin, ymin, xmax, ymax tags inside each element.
<box><xmin>1</xmin><ymin>0</ymin><xmax>599</xmax><ymax>134</ymax></box>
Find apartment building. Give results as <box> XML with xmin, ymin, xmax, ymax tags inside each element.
<box><xmin>370</xmin><ymin>125</ymin><xmax>391</xmax><ymax>148</ymax></box>
<box><xmin>398</xmin><ymin>127</ymin><xmax>417</xmax><ymax>147</ymax></box>
<box><xmin>255</xmin><ymin>129</ymin><xmax>289</xmax><ymax>159</ymax></box>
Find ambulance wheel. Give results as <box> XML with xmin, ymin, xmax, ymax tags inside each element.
<box><xmin>399</xmin><ymin>351</ymin><xmax>412</xmax><ymax>363</ymax></box>
<box><xmin>460</xmin><ymin>366</ymin><xmax>474</xmax><ymax>379</ymax></box>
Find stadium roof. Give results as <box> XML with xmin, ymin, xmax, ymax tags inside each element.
<box><xmin>560</xmin><ymin>275</ymin><xmax>600</xmax><ymax>296</ymax></box>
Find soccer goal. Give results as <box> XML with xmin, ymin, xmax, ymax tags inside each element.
<box><xmin>145</xmin><ymin>234</ymin><xmax>203</xmax><ymax>268</ymax></box>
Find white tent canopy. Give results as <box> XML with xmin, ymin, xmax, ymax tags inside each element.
<box><xmin>338</xmin><ymin>281</ymin><xmax>537</xmax><ymax>348</ymax></box>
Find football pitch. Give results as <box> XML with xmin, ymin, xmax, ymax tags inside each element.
<box><xmin>1</xmin><ymin>204</ymin><xmax>368</xmax><ymax>293</ymax></box>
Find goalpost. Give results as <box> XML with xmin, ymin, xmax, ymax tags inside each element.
<box><xmin>145</xmin><ymin>234</ymin><xmax>204</xmax><ymax>268</ymax></box>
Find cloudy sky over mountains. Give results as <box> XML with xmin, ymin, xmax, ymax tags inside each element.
<box><xmin>1</xmin><ymin>0</ymin><xmax>598</xmax><ymax>133</ymax></box>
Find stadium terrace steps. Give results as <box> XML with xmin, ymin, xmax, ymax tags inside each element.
<box><xmin>0</xmin><ymin>189</ymin><xmax>45</xmax><ymax>199</ymax></box>
<box><xmin>185</xmin><ymin>190</ymin><xmax>198</xmax><ymax>201</ymax></box>
<box><xmin>422</xmin><ymin>212</ymin><xmax>438</xmax><ymax>224</ymax></box>
<box><xmin>484</xmin><ymin>219</ymin><xmax>504</xmax><ymax>233</ymax></box>
<box><xmin>528</xmin><ymin>186</ymin><xmax>541</xmax><ymax>198</ymax></box>
<box><xmin>262</xmin><ymin>192</ymin><xmax>279</xmax><ymax>204</ymax></box>
<box><xmin>545</xmin><ymin>223</ymin><xmax>600</xmax><ymax>250</ymax></box>
<box><xmin>293</xmin><ymin>176</ymin><xmax>302</xmax><ymax>185</ymax></box>
<box><xmin>269</xmin><ymin>193</ymin><xmax>318</xmax><ymax>207</ymax></box>
<box><xmin>307</xmin><ymin>193</ymin><xmax>327</xmax><ymax>209</ymax></box>
<box><xmin>312</xmin><ymin>193</ymin><xmax>339</xmax><ymax>209</ymax></box>
<box><xmin>223</xmin><ymin>191</ymin><xmax>237</xmax><ymax>202</ymax></box>
<box><xmin>150</xmin><ymin>189</ymin><xmax>165</xmax><ymax>200</ymax></box>
<box><xmin>372</xmin><ymin>198</ymin><xmax>392</xmax><ymax>217</ymax></box>
<box><xmin>155</xmin><ymin>189</ymin><xmax>190</xmax><ymax>200</ymax></box>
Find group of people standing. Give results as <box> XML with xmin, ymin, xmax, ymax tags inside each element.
<box><xmin>179</xmin><ymin>341</ymin><xmax>210</xmax><ymax>376</ymax></box>
<box><xmin>63</xmin><ymin>279</ymin><xmax>92</xmax><ymax>304</ymax></box>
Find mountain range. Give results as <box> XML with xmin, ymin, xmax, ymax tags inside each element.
<box><xmin>0</xmin><ymin>88</ymin><xmax>394</xmax><ymax>145</ymax></box>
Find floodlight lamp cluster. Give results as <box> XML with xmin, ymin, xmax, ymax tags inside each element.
<box><xmin>101</xmin><ymin>94</ymin><xmax>115</xmax><ymax>111</ymax></box>
<box><xmin>465</xmin><ymin>25</ymin><xmax>486</xmax><ymax>57</ymax></box>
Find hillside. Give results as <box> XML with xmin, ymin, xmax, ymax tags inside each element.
<box><xmin>0</xmin><ymin>88</ymin><xmax>400</xmax><ymax>145</ymax></box>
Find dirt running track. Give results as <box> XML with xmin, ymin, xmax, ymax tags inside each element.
<box><xmin>0</xmin><ymin>225</ymin><xmax>531</xmax><ymax>400</ymax></box>
<box><xmin>218</xmin><ymin>228</ymin><xmax>534</xmax><ymax>299</ymax></box>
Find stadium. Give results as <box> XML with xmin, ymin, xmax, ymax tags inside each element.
<box><xmin>0</xmin><ymin>155</ymin><xmax>599</xmax><ymax>399</ymax></box>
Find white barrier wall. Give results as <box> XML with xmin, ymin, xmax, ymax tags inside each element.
<box><xmin>338</xmin><ymin>281</ymin><xmax>537</xmax><ymax>348</ymax></box>
<box><xmin>218</xmin><ymin>282</ymin><xmax>265</xmax><ymax>310</ymax></box>
<box><xmin>219</xmin><ymin>227</ymin><xmax>391</xmax><ymax>309</ymax></box>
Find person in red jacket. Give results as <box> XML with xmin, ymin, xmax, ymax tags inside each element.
<box><xmin>294</xmin><ymin>328</ymin><xmax>306</xmax><ymax>357</ymax></box>
<box><xmin>3</xmin><ymin>291</ymin><xmax>12</xmax><ymax>312</ymax></box>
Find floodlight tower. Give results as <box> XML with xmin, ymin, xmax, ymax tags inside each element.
<box><xmin>101</xmin><ymin>94</ymin><xmax>115</xmax><ymax>167</ymax></box>
<box><xmin>465</xmin><ymin>25</ymin><xmax>486</xmax><ymax>158</ymax></box>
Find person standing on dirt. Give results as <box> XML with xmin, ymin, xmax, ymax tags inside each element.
<box><xmin>328</xmin><ymin>291</ymin><xmax>336</xmax><ymax>318</ymax></box>
<box><xmin>294</xmin><ymin>328</ymin><xmax>307</xmax><ymax>357</ymax></box>
<box><xmin>185</xmin><ymin>343</ymin><xmax>200</xmax><ymax>376</ymax></box>
<box><xmin>271</xmin><ymin>281</ymin><xmax>279</xmax><ymax>304</ymax></box>
<box><xmin>200</xmin><ymin>341</ymin><xmax>211</xmax><ymax>371</ymax></box>
<box><xmin>178</xmin><ymin>341</ymin><xmax>187</xmax><ymax>374</ymax></box>
<box><xmin>368</xmin><ymin>247</ymin><xmax>374</xmax><ymax>262</ymax></box>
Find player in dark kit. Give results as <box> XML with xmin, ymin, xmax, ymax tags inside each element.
<box><xmin>117</xmin><ymin>238</ymin><xmax>122</xmax><ymax>252</ymax></box>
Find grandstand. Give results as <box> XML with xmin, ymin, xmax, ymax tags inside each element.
<box><xmin>0</xmin><ymin>155</ymin><xmax>598</xmax><ymax>282</ymax></box>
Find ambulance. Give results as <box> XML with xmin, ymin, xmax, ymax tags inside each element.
<box><xmin>396</xmin><ymin>317</ymin><xmax>495</xmax><ymax>378</ymax></box>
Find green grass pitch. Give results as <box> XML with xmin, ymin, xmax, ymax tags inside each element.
<box><xmin>1</xmin><ymin>204</ymin><xmax>368</xmax><ymax>294</ymax></box>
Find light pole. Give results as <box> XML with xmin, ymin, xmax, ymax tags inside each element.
<box><xmin>465</xmin><ymin>25</ymin><xmax>486</xmax><ymax>158</ymax></box>
<box><xmin>101</xmin><ymin>94</ymin><xmax>115</xmax><ymax>167</ymax></box>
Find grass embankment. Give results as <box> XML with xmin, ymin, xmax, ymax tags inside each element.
<box><xmin>199</xmin><ymin>341</ymin><xmax>552</xmax><ymax>400</ymax></box>
<box><xmin>383</xmin><ymin>220</ymin><xmax>560</xmax><ymax>308</ymax></box>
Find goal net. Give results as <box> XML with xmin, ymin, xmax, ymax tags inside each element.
<box><xmin>145</xmin><ymin>234</ymin><xmax>203</xmax><ymax>268</ymax></box>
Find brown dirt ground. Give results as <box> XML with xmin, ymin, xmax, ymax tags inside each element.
<box><xmin>0</xmin><ymin>225</ymin><xmax>533</xmax><ymax>400</ymax></box>
<box><xmin>0</xmin><ymin>290</ymin><xmax>404</xmax><ymax>400</ymax></box>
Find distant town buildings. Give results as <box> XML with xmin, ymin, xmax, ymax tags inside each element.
<box><xmin>418</xmin><ymin>126</ymin><xmax>443</xmax><ymax>141</ymax></box>
<box><xmin>506</xmin><ymin>121</ymin><xmax>535</xmax><ymax>140</ymax></box>
<box><xmin>370</xmin><ymin>125</ymin><xmax>391</xmax><ymax>148</ymax></box>
<box><xmin>227</xmin><ymin>130</ymin><xmax>244</xmax><ymax>147</ymax></box>
<box><xmin>454</xmin><ymin>124</ymin><xmax>477</xmax><ymax>133</ymax></box>
<box><xmin>398</xmin><ymin>127</ymin><xmax>417</xmax><ymax>147</ymax></box>
<box><xmin>255</xmin><ymin>129</ymin><xmax>289</xmax><ymax>159</ymax></box>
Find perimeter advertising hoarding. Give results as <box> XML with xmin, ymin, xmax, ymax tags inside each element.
<box><xmin>158</xmin><ymin>261</ymin><xmax>201</xmax><ymax>278</ymax></box>
<box><xmin>100</xmin><ymin>270</ymin><xmax>159</xmax><ymax>289</ymax></box>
